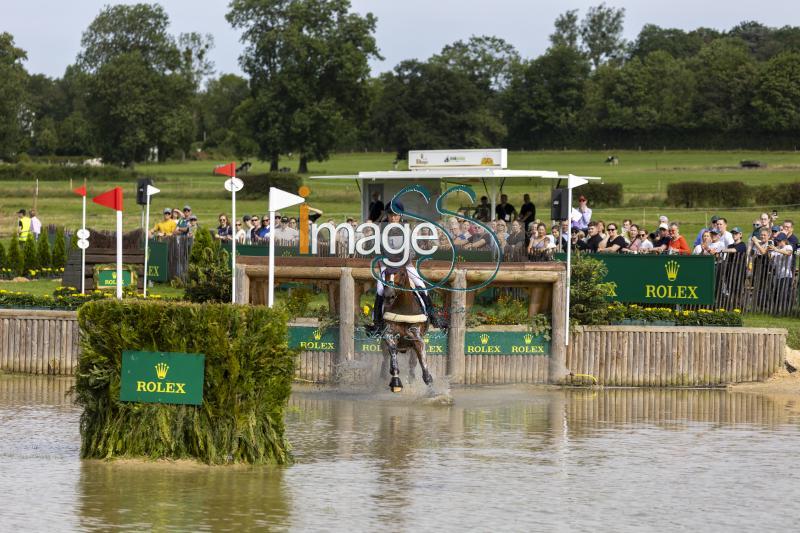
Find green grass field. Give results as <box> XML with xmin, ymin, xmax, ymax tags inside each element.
<box><xmin>2</xmin><ymin>150</ymin><xmax>799</xmax><ymax>239</ymax></box>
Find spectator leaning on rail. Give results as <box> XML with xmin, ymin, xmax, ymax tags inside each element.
<box><xmin>175</xmin><ymin>205</ymin><xmax>192</xmax><ymax>236</ymax></box>
<box><xmin>667</xmin><ymin>223</ymin><xmax>690</xmax><ymax>255</ymax></box>
<box><xmin>577</xmin><ymin>221</ymin><xmax>602</xmax><ymax>253</ymax></box>
<box><xmin>781</xmin><ymin>220</ymin><xmax>798</xmax><ymax>252</ymax></box>
<box><xmin>652</xmin><ymin>223</ymin><xmax>671</xmax><ymax>253</ymax></box>
<box><xmin>150</xmin><ymin>208</ymin><xmax>177</xmax><ymax>238</ymax></box>
<box><xmin>215</xmin><ymin>214</ymin><xmax>233</xmax><ymax>242</ymax></box>
<box><xmin>598</xmin><ymin>223</ymin><xmax>627</xmax><ymax>253</ymax></box>
<box><xmin>723</xmin><ymin>227</ymin><xmax>747</xmax><ymax>254</ymax></box>
<box><xmin>714</xmin><ymin>217</ymin><xmax>733</xmax><ymax>248</ymax></box>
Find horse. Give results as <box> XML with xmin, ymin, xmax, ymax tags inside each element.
<box><xmin>379</xmin><ymin>267</ymin><xmax>434</xmax><ymax>393</ymax></box>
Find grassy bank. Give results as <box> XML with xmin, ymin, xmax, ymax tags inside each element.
<box><xmin>1</xmin><ymin>150</ymin><xmax>798</xmax><ymax>239</ymax></box>
<box><xmin>743</xmin><ymin>314</ymin><xmax>800</xmax><ymax>350</ymax></box>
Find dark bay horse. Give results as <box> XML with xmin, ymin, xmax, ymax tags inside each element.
<box><xmin>380</xmin><ymin>267</ymin><xmax>433</xmax><ymax>393</ymax></box>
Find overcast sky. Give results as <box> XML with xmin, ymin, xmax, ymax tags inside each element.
<box><xmin>3</xmin><ymin>0</ymin><xmax>794</xmax><ymax>79</ymax></box>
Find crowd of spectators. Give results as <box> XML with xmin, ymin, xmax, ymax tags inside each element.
<box><xmin>149</xmin><ymin>205</ymin><xmax>198</xmax><ymax>239</ymax></box>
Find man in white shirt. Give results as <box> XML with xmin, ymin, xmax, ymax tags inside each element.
<box><xmin>714</xmin><ymin>217</ymin><xmax>734</xmax><ymax>248</ymax></box>
<box><xmin>29</xmin><ymin>209</ymin><xmax>42</xmax><ymax>240</ymax></box>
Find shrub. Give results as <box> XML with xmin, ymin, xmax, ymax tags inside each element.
<box><xmin>37</xmin><ymin>234</ymin><xmax>51</xmax><ymax>268</ymax></box>
<box><xmin>579</xmin><ymin>182</ymin><xmax>623</xmax><ymax>207</ymax></box>
<box><xmin>666</xmin><ymin>181</ymin><xmax>750</xmax><ymax>207</ymax></box>
<box><xmin>74</xmin><ymin>299</ymin><xmax>295</xmax><ymax>464</ymax></box>
<box><xmin>606</xmin><ymin>303</ymin><xmax>743</xmax><ymax>327</ymax></box>
<box><xmin>51</xmin><ymin>228</ymin><xmax>67</xmax><ymax>269</ymax></box>
<box><xmin>285</xmin><ymin>286</ymin><xmax>314</xmax><ymax>317</ymax></box>
<box><xmin>0</xmin><ymin>163</ymin><xmax>140</xmax><ymax>182</ymax></box>
<box><xmin>7</xmin><ymin>237</ymin><xmax>23</xmax><ymax>276</ymax></box>
<box><xmin>185</xmin><ymin>229</ymin><xmax>231</xmax><ymax>303</ymax></box>
<box><xmin>239</xmin><ymin>172</ymin><xmax>302</xmax><ymax>199</ymax></box>
<box><xmin>0</xmin><ymin>240</ymin><xmax>5</xmax><ymax>269</ymax></box>
<box><xmin>570</xmin><ymin>254</ymin><xmax>617</xmax><ymax>325</ymax></box>
<box><xmin>22</xmin><ymin>234</ymin><xmax>38</xmax><ymax>275</ymax></box>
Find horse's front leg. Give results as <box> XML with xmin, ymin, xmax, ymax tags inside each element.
<box><xmin>382</xmin><ymin>330</ymin><xmax>403</xmax><ymax>393</ymax></box>
<box><xmin>409</xmin><ymin>326</ymin><xmax>433</xmax><ymax>386</ymax></box>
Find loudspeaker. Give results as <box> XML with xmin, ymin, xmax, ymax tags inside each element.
<box><xmin>136</xmin><ymin>178</ymin><xmax>153</xmax><ymax>206</ymax></box>
<box><xmin>551</xmin><ymin>188</ymin><xmax>569</xmax><ymax>220</ymax></box>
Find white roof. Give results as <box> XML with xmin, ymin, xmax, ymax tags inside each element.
<box><xmin>310</xmin><ymin>169</ymin><xmax>561</xmax><ymax>181</ymax></box>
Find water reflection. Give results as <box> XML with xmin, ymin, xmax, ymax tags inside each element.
<box><xmin>2</xmin><ymin>376</ymin><xmax>800</xmax><ymax>531</ymax></box>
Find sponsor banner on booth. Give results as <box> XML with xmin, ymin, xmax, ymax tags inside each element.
<box><xmin>408</xmin><ymin>149</ymin><xmax>508</xmax><ymax>169</ymax></box>
<box><xmin>557</xmin><ymin>254</ymin><xmax>715</xmax><ymax>305</ymax></box>
<box><xmin>288</xmin><ymin>326</ymin><xmax>338</xmax><ymax>352</ymax></box>
<box><xmin>464</xmin><ymin>331</ymin><xmax>550</xmax><ymax>355</ymax></box>
<box><xmin>119</xmin><ymin>351</ymin><xmax>205</xmax><ymax>405</ymax></box>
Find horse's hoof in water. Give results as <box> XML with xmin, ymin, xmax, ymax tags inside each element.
<box><xmin>389</xmin><ymin>376</ymin><xmax>403</xmax><ymax>393</ymax></box>
<box><xmin>422</xmin><ymin>370</ymin><xmax>433</xmax><ymax>386</ymax></box>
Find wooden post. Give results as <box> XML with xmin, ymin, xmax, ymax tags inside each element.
<box><xmin>235</xmin><ymin>265</ymin><xmax>249</xmax><ymax>304</ymax></box>
<box><xmin>550</xmin><ymin>270</ymin><xmax>567</xmax><ymax>384</ymax></box>
<box><xmin>447</xmin><ymin>269</ymin><xmax>467</xmax><ymax>385</ymax></box>
<box><xmin>338</xmin><ymin>267</ymin><xmax>355</xmax><ymax>365</ymax></box>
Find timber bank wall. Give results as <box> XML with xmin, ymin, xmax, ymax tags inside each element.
<box><xmin>0</xmin><ymin>309</ymin><xmax>786</xmax><ymax>387</ymax></box>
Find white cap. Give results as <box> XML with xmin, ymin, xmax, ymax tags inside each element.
<box><xmin>659</xmin><ymin>215</ymin><xmax>668</xmax><ymax>223</ymax></box>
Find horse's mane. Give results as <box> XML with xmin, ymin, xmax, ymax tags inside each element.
<box><xmin>383</xmin><ymin>268</ymin><xmax>424</xmax><ymax>316</ymax></box>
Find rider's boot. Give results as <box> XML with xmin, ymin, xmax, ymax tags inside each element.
<box><xmin>367</xmin><ymin>293</ymin><xmax>385</xmax><ymax>335</ymax></box>
<box><xmin>420</xmin><ymin>292</ymin><xmax>448</xmax><ymax>330</ymax></box>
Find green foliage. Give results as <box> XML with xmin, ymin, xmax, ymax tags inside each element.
<box><xmin>667</xmin><ymin>181</ymin><xmax>750</xmax><ymax>207</ymax></box>
<box><xmin>570</xmin><ymin>254</ymin><xmax>617</xmax><ymax>325</ymax></box>
<box><xmin>6</xmin><ymin>237</ymin><xmax>23</xmax><ymax>276</ymax></box>
<box><xmin>0</xmin><ymin>32</ymin><xmax>28</xmax><ymax>161</ymax></box>
<box><xmin>74</xmin><ymin>299</ymin><xmax>295</xmax><ymax>464</ymax></box>
<box><xmin>185</xmin><ymin>231</ymin><xmax>231</xmax><ymax>303</ymax></box>
<box><xmin>36</xmin><ymin>234</ymin><xmax>51</xmax><ymax>268</ymax></box>
<box><xmin>0</xmin><ymin>163</ymin><xmax>139</xmax><ymax>181</ymax></box>
<box><xmin>189</xmin><ymin>227</ymin><xmax>215</xmax><ymax>265</ymax></box>
<box><xmin>580</xmin><ymin>182</ymin><xmax>623</xmax><ymax>207</ymax></box>
<box><xmin>228</xmin><ymin>0</ymin><xmax>380</xmax><ymax>171</ymax></box>
<box><xmin>51</xmin><ymin>228</ymin><xmax>67</xmax><ymax>269</ymax></box>
<box><xmin>285</xmin><ymin>286</ymin><xmax>313</xmax><ymax>318</ymax></box>
<box><xmin>0</xmin><ymin>285</ymin><xmax>110</xmax><ymax>309</ymax></box>
<box><xmin>0</xmin><ymin>240</ymin><xmax>5</xmax><ymax>269</ymax></box>
<box><xmin>22</xmin><ymin>235</ymin><xmax>38</xmax><ymax>275</ymax></box>
<box><xmin>239</xmin><ymin>172</ymin><xmax>302</xmax><ymax>198</ymax></box>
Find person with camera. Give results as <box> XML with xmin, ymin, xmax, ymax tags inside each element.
<box><xmin>751</xmin><ymin>227</ymin><xmax>771</xmax><ymax>256</ymax></box>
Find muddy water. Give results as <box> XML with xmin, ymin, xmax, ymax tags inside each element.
<box><xmin>2</xmin><ymin>375</ymin><xmax>800</xmax><ymax>531</ymax></box>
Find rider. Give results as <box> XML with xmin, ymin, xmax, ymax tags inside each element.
<box><xmin>369</xmin><ymin>201</ymin><xmax>447</xmax><ymax>333</ymax></box>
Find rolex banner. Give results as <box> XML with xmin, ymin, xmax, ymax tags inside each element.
<box><xmin>597</xmin><ymin>255</ymin><xmax>715</xmax><ymax>305</ymax></box>
<box><xmin>464</xmin><ymin>331</ymin><xmax>551</xmax><ymax>356</ymax></box>
<box><xmin>119</xmin><ymin>351</ymin><xmax>205</xmax><ymax>405</ymax></box>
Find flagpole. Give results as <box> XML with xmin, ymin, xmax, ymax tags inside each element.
<box><xmin>116</xmin><ymin>209</ymin><xmax>122</xmax><ymax>300</ymax></box>
<box><xmin>143</xmin><ymin>193</ymin><xmax>151</xmax><ymax>298</ymax></box>
<box><xmin>81</xmin><ymin>194</ymin><xmax>86</xmax><ymax>295</ymax></box>
<box><xmin>231</xmin><ymin>172</ymin><xmax>237</xmax><ymax>304</ymax></box>
<box><xmin>268</xmin><ymin>209</ymin><xmax>275</xmax><ymax>308</ymax></box>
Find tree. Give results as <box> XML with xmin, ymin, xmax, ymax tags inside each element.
<box><xmin>371</xmin><ymin>60</ymin><xmax>505</xmax><ymax>158</ymax></box>
<box><xmin>0</xmin><ymin>33</ymin><xmax>28</xmax><ymax>161</ymax></box>
<box><xmin>23</xmin><ymin>234</ymin><xmax>38</xmax><ymax>275</ymax></box>
<box><xmin>753</xmin><ymin>52</ymin><xmax>800</xmax><ymax>132</ymax></box>
<box><xmin>689</xmin><ymin>39</ymin><xmax>758</xmax><ymax>131</ymax></box>
<box><xmin>227</xmin><ymin>0</ymin><xmax>381</xmax><ymax>173</ymax></box>
<box><xmin>199</xmin><ymin>74</ymin><xmax>251</xmax><ymax>151</ymax></box>
<box><xmin>630</xmin><ymin>24</ymin><xmax>717</xmax><ymax>60</ymax></box>
<box><xmin>51</xmin><ymin>228</ymin><xmax>67</xmax><ymax>270</ymax></box>
<box><xmin>79</xmin><ymin>4</ymin><xmax>200</xmax><ymax>164</ymax></box>
<box><xmin>550</xmin><ymin>9</ymin><xmax>580</xmax><ymax>50</ymax></box>
<box><xmin>7</xmin><ymin>237</ymin><xmax>23</xmax><ymax>276</ymax></box>
<box><xmin>37</xmin><ymin>233</ymin><xmax>51</xmax><ymax>269</ymax></box>
<box><xmin>33</xmin><ymin>117</ymin><xmax>59</xmax><ymax>156</ymax></box>
<box><xmin>502</xmin><ymin>46</ymin><xmax>590</xmax><ymax>148</ymax></box>
<box><xmin>431</xmin><ymin>35</ymin><xmax>520</xmax><ymax>93</ymax></box>
<box><xmin>580</xmin><ymin>3</ymin><xmax>627</xmax><ymax>69</ymax></box>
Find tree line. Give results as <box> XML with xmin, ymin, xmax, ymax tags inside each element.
<box><xmin>1</xmin><ymin>2</ymin><xmax>800</xmax><ymax>170</ymax></box>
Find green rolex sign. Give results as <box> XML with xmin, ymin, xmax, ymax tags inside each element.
<box><xmin>95</xmin><ymin>264</ymin><xmax>136</xmax><ymax>289</ymax></box>
<box><xmin>464</xmin><ymin>331</ymin><xmax>550</xmax><ymax>355</ymax></box>
<box><xmin>355</xmin><ymin>328</ymin><xmax>448</xmax><ymax>355</ymax></box>
<box><xmin>120</xmin><ymin>351</ymin><xmax>205</xmax><ymax>405</ymax></box>
<box><xmin>288</xmin><ymin>326</ymin><xmax>338</xmax><ymax>352</ymax></box>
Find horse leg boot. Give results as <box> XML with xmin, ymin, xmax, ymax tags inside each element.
<box><xmin>420</xmin><ymin>292</ymin><xmax>448</xmax><ymax>330</ymax></box>
<box><xmin>410</xmin><ymin>327</ymin><xmax>433</xmax><ymax>386</ymax></box>
<box><xmin>384</xmin><ymin>332</ymin><xmax>402</xmax><ymax>393</ymax></box>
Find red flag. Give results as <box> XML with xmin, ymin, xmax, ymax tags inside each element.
<box><xmin>73</xmin><ymin>185</ymin><xmax>87</xmax><ymax>197</ymax></box>
<box><xmin>92</xmin><ymin>187</ymin><xmax>123</xmax><ymax>211</ymax></box>
<box><xmin>214</xmin><ymin>162</ymin><xmax>236</xmax><ymax>177</ymax></box>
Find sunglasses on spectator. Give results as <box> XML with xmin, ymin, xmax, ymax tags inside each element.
<box><xmin>235</xmin><ymin>223</ymin><xmax>241</xmax><ymax>226</ymax></box>
<box><xmin>638</xmin><ymin>233</ymin><xmax>647</xmax><ymax>238</ymax></box>
<box><xmin>608</xmin><ymin>227</ymin><xmax>617</xmax><ymax>231</ymax></box>
<box><xmin>262</xmin><ymin>219</ymin><xmax>269</xmax><ymax>222</ymax></box>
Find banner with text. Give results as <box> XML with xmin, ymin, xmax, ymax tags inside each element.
<box><xmin>119</xmin><ymin>351</ymin><xmax>205</xmax><ymax>405</ymax></box>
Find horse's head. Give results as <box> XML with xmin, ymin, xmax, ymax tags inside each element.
<box><xmin>382</xmin><ymin>266</ymin><xmax>408</xmax><ymax>306</ymax></box>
